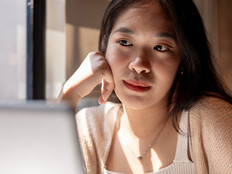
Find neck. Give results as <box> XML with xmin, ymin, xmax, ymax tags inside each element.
<box><xmin>121</xmin><ymin>104</ymin><xmax>170</xmax><ymax>139</ymax></box>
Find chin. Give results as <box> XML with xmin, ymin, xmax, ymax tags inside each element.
<box><xmin>116</xmin><ymin>93</ymin><xmax>153</xmax><ymax>110</ymax></box>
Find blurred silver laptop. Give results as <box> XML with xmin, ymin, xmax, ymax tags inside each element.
<box><xmin>0</xmin><ymin>101</ymin><xmax>85</xmax><ymax>174</ymax></box>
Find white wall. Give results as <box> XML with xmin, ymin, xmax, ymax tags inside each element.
<box><xmin>0</xmin><ymin>0</ymin><xmax>26</xmax><ymax>100</ymax></box>
<box><xmin>46</xmin><ymin>0</ymin><xmax>66</xmax><ymax>100</ymax></box>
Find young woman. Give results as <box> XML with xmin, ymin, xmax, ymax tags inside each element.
<box><xmin>59</xmin><ymin>0</ymin><xmax>232</xmax><ymax>173</ymax></box>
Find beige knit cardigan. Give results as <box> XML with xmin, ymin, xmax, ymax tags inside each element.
<box><xmin>76</xmin><ymin>97</ymin><xmax>232</xmax><ymax>174</ymax></box>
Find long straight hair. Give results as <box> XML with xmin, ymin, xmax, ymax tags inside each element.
<box><xmin>99</xmin><ymin>0</ymin><xmax>232</xmax><ymax>130</ymax></box>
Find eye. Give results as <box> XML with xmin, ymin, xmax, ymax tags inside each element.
<box><xmin>154</xmin><ymin>45</ymin><xmax>168</xmax><ymax>52</ymax></box>
<box><xmin>118</xmin><ymin>40</ymin><xmax>133</xmax><ymax>46</ymax></box>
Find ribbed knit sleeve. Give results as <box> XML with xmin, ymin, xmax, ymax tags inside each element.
<box><xmin>189</xmin><ymin>97</ymin><xmax>232</xmax><ymax>174</ymax></box>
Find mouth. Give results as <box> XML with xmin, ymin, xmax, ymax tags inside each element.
<box><xmin>123</xmin><ymin>80</ymin><xmax>151</xmax><ymax>92</ymax></box>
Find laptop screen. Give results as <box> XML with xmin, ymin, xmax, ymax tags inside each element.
<box><xmin>0</xmin><ymin>101</ymin><xmax>85</xmax><ymax>174</ymax></box>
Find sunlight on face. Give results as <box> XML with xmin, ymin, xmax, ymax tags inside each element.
<box><xmin>105</xmin><ymin>2</ymin><xmax>180</xmax><ymax>112</ymax></box>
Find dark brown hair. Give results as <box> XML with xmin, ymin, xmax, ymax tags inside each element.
<box><xmin>99</xmin><ymin>0</ymin><xmax>232</xmax><ymax>130</ymax></box>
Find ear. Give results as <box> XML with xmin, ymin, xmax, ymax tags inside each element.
<box><xmin>179</xmin><ymin>67</ymin><xmax>184</xmax><ymax>75</ymax></box>
<box><xmin>177</xmin><ymin>61</ymin><xmax>184</xmax><ymax>75</ymax></box>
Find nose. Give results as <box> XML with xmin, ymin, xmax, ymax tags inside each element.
<box><xmin>128</xmin><ymin>50</ymin><xmax>151</xmax><ymax>74</ymax></box>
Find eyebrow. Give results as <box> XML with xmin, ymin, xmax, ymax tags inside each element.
<box><xmin>112</xmin><ymin>27</ymin><xmax>135</xmax><ymax>35</ymax></box>
<box><xmin>156</xmin><ymin>32</ymin><xmax>177</xmax><ymax>42</ymax></box>
<box><xmin>113</xmin><ymin>27</ymin><xmax>177</xmax><ymax>41</ymax></box>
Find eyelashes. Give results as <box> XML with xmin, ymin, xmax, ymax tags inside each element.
<box><xmin>118</xmin><ymin>40</ymin><xmax>133</xmax><ymax>46</ymax></box>
<box><xmin>117</xmin><ymin>39</ymin><xmax>170</xmax><ymax>52</ymax></box>
<box><xmin>153</xmin><ymin>45</ymin><xmax>169</xmax><ymax>52</ymax></box>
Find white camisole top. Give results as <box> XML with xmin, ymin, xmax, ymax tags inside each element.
<box><xmin>104</xmin><ymin>111</ymin><xmax>194</xmax><ymax>174</ymax></box>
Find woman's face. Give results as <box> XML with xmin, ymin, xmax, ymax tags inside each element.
<box><xmin>105</xmin><ymin>1</ymin><xmax>180</xmax><ymax>110</ymax></box>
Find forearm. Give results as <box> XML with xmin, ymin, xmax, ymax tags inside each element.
<box><xmin>57</xmin><ymin>51</ymin><xmax>114</xmax><ymax>109</ymax></box>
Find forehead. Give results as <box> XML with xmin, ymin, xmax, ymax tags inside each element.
<box><xmin>111</xmin><ymin>1</ymin><xmax>173</xmax><ymax>33</ymax></box>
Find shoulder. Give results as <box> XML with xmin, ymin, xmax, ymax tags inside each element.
<box><xmin>189</xmin><ymin>96</ymin><xmax>232</xmax><ymax>148</ymax></box>
<box><xmin>189</xmin><ymin>97</ymin><xmax>232</xmax><ymax>173</ymax></box>
<box><xmin>76</xmin><ymin>101</ymin><xmax>121</xmax><ymax>129</ymax></box>
<box><xmin>189</xmin><ymin>96</ymin><xmax>232</xmax><ymax>121</ymax></box>
<box><xmin>76</xmin><ymin>101</ymin><xmax>121</xmax><ymax>139</ymax></box>
<box><xmin>189</xmin><ymin>96</ymin><xmax>232</xmax><ymax>132</ymax></box>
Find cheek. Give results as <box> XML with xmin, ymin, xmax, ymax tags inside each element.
<box><xmin>105</xmin><ymin>42</ymin><xmax>115</xmax><ymax>64</ymax></box>
<box><xmin>105</xmin><ymin>44</ymin><xmax>128</xmax><ymax>69</ymax></box>
<box><xmin>152</xmin><ymin>58</ymin><xmax>180</xmax><ymax>84</ymax></box>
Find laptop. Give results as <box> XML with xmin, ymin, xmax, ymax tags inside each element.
<box><xmin>0</xmin><ymin>101</ymin><xmax>86</xmax><ymax>174</ymax></box>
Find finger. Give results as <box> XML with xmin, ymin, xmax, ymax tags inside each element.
<box><xmin>98</xmin><ymin>79</ymin><xmax>106</xmax><ymax>104</ymax></box>
<box><xmin>99</xmin><ymin>79</ymin><xmax>114</xmax><ymax>104</ymax></box>
<box><xmin>98</xmin><ymin>95</ymin><xmax>105</xmax><ymax>105</ymax></box>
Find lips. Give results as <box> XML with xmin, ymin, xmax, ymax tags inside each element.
<box><xmin>123</xmin><ymin>80</ymin><xmax>151</xmax><ymax>92</ymax></box>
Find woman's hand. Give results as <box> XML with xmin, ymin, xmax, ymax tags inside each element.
<box><xmin>58</xmin><ymin>51</ymin><xmax>114</xmax><ymax>108</ymax></box>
